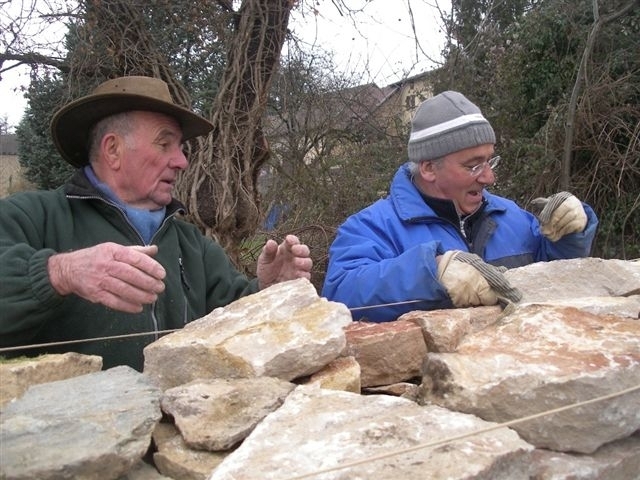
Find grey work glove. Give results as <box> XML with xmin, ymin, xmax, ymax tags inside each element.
<box><xmin>437</xmin><ymin>250</ymin><xmax>522</xmax><ymax>308</ymax></box>
<box><xmin>530</xmin><ymin>191</ymin><xmax>588</xmax><ymax>242</ymax></box>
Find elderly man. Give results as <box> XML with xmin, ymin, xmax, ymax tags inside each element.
<box><xmin>0</xmin><ymin>76</ymin><xmax>312</xmax><ymax>370</ymax></box>
<box><xmin>322</xmin><ymin>91</ymin><xmax>598</xmax><ymax>322</ymax></box>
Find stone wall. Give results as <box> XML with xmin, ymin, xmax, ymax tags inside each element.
<box><xmin>1</xmin><ymin>258</ymin><xmax>639</xmax><ymax>480</ymax></box>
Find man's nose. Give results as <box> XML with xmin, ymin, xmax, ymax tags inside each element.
<box><xmin>172</xmin><ymin>148</ymin><xmax>189</xmax><ymax>170</ymax></box>
<box><xmin>476</xmin><ymin>164</ymin><xmax>495</xmax><ymax>184</ymax></box>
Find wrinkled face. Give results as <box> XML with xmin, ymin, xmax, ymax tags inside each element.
<box><xmin>417</xmin><ymin>144</ymin><xmax>496</xmax><ymax>215</ymax></box>
<box><xmin>115</xmin><ymin>111</ymin><xmax>187</xmax><ymax>210</ymax></box>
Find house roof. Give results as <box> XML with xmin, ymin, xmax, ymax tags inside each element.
<box><xmin>265</xmin><ymin>81</ymin><xmax>398</xmax><ymax>137</ymax></box>
<box><xmin>386</xmin><ymin>70</ymin><xmax>436</xmax><ymax>88</ymax></box>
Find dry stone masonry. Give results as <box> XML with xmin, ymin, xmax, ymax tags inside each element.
<box><xmin>143</xmin><ymin>279</ymin><xmax>352</xmax><ymax>390</ymax></box>
<box><xmin>1</xmin><ymin>258</ymin><xmax>639</xmax><ymax>480</ymax></box>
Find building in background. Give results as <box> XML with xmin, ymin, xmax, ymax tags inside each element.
<box><xmin>0</xmin><ymin>134</ymin><xmax>34</xmax><ymax>197</ymax></box>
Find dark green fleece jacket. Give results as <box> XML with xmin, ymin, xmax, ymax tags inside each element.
<box><xmin>0</xmin><ymin>170</ymin><xmax>258</xmax><ymax>370</ymax></box>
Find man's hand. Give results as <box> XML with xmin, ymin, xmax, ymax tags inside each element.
<box><xmin>437</xmin><ymin>250</ymin><xmax>522</xmax><ymax>307</ymax></box>
<box><xmin>530</xmin><ymin>191</ymin><xmax>587</xmax><ymax>242</ymax></box>
<box><xmin>256</xmin><ymin>234</ymin><xmax>312</xmax><ymax>290</ymax></box>
<box><xmin>48</xmin><ymin>243</ymin><xmax>166</xmax><ymax>313</ymax></box>
<box><xmin>437</xmin><ymin>251</ymin><xmax>497</xmax><ymax>307</ymax></box>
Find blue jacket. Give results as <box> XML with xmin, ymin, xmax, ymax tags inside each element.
<box><xmin>322</xmin><ymin>163</ymin><xmax>598</xmax><ymax>322</ymax></box>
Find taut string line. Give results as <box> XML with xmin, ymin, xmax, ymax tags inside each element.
<box><xmin>0</xmin><ymin>300</ymin><xmax>426</xmax><ymax>353</ymax></box>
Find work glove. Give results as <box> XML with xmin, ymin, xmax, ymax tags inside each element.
<box><xmin>530</xmin><ymin>191</ymin><xmax>588</xmax><ymax>242</ymax></box>
<box><xmin>437</xmin><ymin>250</ymin><xmax>523</xmax><ymax>308</ymax></box>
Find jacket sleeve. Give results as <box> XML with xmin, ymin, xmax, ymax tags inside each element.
<box><xmin>321</xmin><ymin>215</ymin><xmax>452</xmax><ymax>323</ymax></box>
<box><xmin>0</xmin><ymin>198</ymin><xmax>66</xmax><ymax>347</ymax></box>
<box><xmin>535</xmin><ymin>202</ymin><xmax>599</xmax><ymax>261</ymax></box>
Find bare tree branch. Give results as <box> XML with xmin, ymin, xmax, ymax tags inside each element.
<box><xmin>561</xmin><ymin>0</ymin><xmax>639</xmax><ymax>189</ymax></box>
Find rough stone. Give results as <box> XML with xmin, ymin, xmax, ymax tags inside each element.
<box><xmin>362</xmin><ymin>382</ymin><xmax>421</xmax><ymax>402</ymax></box>
<box><xmin>1</xmin><ymin>366</ymin><xmax>161</xmax><ymax>480</ymax></box>
<box><xmin>152</xmin><ymin>422</ymin><xmax>228</xmax><ymax>480</ymax></box>
<box><xmin>402</xmin><ymin>306</ymin><xmax>502</xmax><ymax>352</ymax></box>
<box><xmin>161</xmin><ymin>377</ymin><xmax>295</xmax><ymax>451</ymax></box>
<box><xmin>519</xmin><ymin>295</ymin><xmax>640</xmax><ymax>319</ymax></box>
<box><xmin>0</xmin><ymin>352</ymin><xmax>102</xmax><ymax>409</ymax></box>
<box><xmin>209</xmin><ymin>385</ymin><xmax>534</xmax><ymax>480</ymax></box>
<box><xmin>144</xmin><ymin>279</ymin><xmax>352</xmax><ymax>390</ymax></box>
<box><xmin>505</xmin><ymin>257</ymin><xmax>640</xmax><ymax>302</ymax></box>
<box><xmin>529</xmin><ymin>432</ymin><xmax>640</xmax><ymax>480</ymax></box>
<box><xmin>306</xmin><ymin>355</ymin><xmax>361</xmax><ymax>393</ymax></box>
<box><xmin>3</xmin><ymin>258</ymin><xmax>640</xmax><ymax>479</ymax></box>
<box><xmin>120</xmin><ymin>460</ymin><xmax>171</xmax><ymax>479</ymax></box>
<box><xmin>419</xmin><ymin>304</ymin><xmax>640</xmax><ymax>453</ymax></box>
<box><xmin>344</xmin><ymin>319</ymin><xmax>427</xmax><ymax>387</ymax></box>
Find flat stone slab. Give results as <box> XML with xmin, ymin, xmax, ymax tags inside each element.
<box><xmin>529</xmin><ymin>432</ymin><xmax>640</xmax><ymax>480</ymax></box>
<box><xmin>144</xmin><ymin>279</ymin><xmax>352</xmax><ymax>390</ymax></box>
<box><xmin>161</xmin><ymin>377</ymin><xmax>295</xmax><ymax>451</ymax></box>
<box><xmin>419</xmin><ymin>304</ymin><xmax>640</xmax><ymax>453</ymax></box>
<box><xmin>344</xmin><ymin>319</ymin><xmax>427</xmax><ymax>386</ymax></box>
<box><xmin>0</xmin><ymin>366</ymin><xmax>161</xmax><ymax>480</ymax></box>
<box><xmin>0</xmin><ymin>352</ymin><xmax>102</xmax><ymax>409</ymax></box>
<box><xmin>505</xmin><ymin>258</ymin><xmax>640</xmax><ymax>302</ymax></box>
<box><xmin>209</xmin><ymin>385</ymin><xmax>534</xmax><ymax>479</ymax></box>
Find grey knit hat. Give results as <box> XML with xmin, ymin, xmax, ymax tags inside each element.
<box><xmin>408</xmin><ymin>91</ymin><xmax>495</xmax><ymax>162</ymax></box>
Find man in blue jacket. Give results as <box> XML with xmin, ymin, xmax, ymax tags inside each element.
<box><xmin>322</xmin><ymin>91</ymin><xmax>598</xmax><ymax>322</ymax></box>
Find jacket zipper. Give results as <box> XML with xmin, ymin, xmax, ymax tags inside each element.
<box><xmin>179</xmin><ymin>256</ymin><xmax>191</xmax><ymax>325</ymax></box>
<box><xmin>459</xmin><ymin>217</ymin><xmax>468</xmax><ymax>240</ymax></box>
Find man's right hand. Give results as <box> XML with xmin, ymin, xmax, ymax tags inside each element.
<box><xmin>437</xmin><ymin>251</ymin><xmax>497</xmax><ymax>307</ymax></box>
<box><xmin>48</xmin><ymin>243</ymin><xmax>166</xmax><ymax>313</ymax></box>
<box><xmin>437</xmin><ymin>250</ymin><xmax>522</xmax><ymax>307</ymax></box>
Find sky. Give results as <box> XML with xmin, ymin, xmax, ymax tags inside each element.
<box><xmin>0</xmin><ymin>0</ymin><xmax>449</xmax><ymax>132</ymax></box>
<box><xmin>289</xmin><ymin>0</ymin><xmax>448</xmax><ymax>85</ymax></box>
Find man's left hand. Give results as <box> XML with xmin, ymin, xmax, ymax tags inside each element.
<box><xmin>256</xmin><ymin>234</ymin><xmax>312</xmax><ymax>290</ymax></box>
<box><xmin>531</xmin><ymin>191</ymin><xmax>588</xmax><ymax>242</ymax></box>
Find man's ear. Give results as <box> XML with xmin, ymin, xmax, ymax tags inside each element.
<box><xmin>101</xmin><ymin>133</ymin><xmax>123</xmax><ymax>169</ymax></box>
<box><xmin>418</xmin><ymin>160</ymin><xmax>438</xmax><ymax>182</ymax></box>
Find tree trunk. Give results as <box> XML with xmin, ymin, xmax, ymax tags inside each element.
<box><xmin>71</xmin><ymin>0</ymin><xmax>294</xmax><ymax>267</ymax></box>
<box><xmin>176</xmin><ymin>0</ymin><xmax>294</xmax><ymax>264</ymax></box>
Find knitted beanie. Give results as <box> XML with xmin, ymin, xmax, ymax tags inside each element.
<box><xmin>408</xmin><ymin>91</ymin><xmax>495</xmax><ymax>162</ymax></box>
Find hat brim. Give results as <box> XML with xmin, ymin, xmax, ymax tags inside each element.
<box><xmin>51</xmin><ymin>93</ymin><xmax>214</xmax><ymax>167</ymax></box>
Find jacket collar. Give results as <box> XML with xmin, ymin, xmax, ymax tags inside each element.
<box><xmin>390</xmin><ymin>163</ymin><xmax>505</xmax><ymax>222</ymax></box>
<box><xmin>64</xmin><ymin>168</ymin><xmax>187</xmax><ymax>217</ymax></box>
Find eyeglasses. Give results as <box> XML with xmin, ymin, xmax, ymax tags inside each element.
<box><xmin>467</xmin><ymin>155</ymin><xmax>500</xmax><ymax>177</ymax></box>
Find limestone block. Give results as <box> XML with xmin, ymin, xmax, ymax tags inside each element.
<box><xmin>344</xmin><ymin>319</ymin><xmax>427</xmax><ymax>387</ymax></box>
<box><xmin>505</xmin><ymin>257</ymin><xmax>640</xmax><ymax>302</ymax></box>
<box><xmin>401</xmin><ymin>306</ymin><xmax>502</xmax><ymax>352</ymax></box>
<box><xmin>0</xmin><ymin>352</ymin><xmax>102</xmax><ymax>408</ymax></box>
<box><xmin>529</xmin><ymin>432</ymin><xmax>640</xmax><ymax>480</ymax></box>
<box><xmin>1</xmin><ymin>366</ymin><xmax>161</xmax><ymax>480</ymax></box>
<box><xmin>161</xmin><ymin>377</ymin><xmax>295</xmax><ymax>451</ymax></box>
<box><xmin>209</xmin><ymin>385</ymin><xmax>534</xmax><ymax>479</ymax></box>
<box><xmin>153</xmin><ymin>422</ymin><xmax>228</xmax><ymax>480</ymax></box>
<box><xmin>306</xmin><ymin>355</ymin><xmax>361</xmax><ymax>393</ymax></box>
<box><xmin>144</xmin><ymin>279</ymin><xmax>352</xmax><ymax>390</ymax></box>
<box><xmin>420</xmin><ymin>304</ymin><xmax>640</xmax><ymax>453</ymax></box>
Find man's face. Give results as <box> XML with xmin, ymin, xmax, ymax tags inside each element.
<box><xmin>116</xmin><ymin>111</ymin><xmax>187</xmax><ymax>210</ymax></box>
<box><xmin>419</xmin><ymin>144</ymin><xmax>496</xmax><ymax>215</ymax></box>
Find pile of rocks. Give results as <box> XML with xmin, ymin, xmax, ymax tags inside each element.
<box><xmin>1</xmin><ymin>257</ymin><xmax>639</xmax><ymax>480</ymax></box>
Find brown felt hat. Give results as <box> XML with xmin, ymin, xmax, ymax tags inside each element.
<box><xmin>50</xmin><ymin>76</ymin><xmax>214</xmax><ymax>167</ymax></box>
